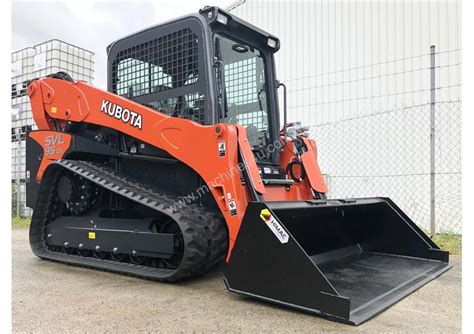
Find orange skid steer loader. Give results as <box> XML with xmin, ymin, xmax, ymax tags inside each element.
<box><xmin>25</xmin><ymin>6</ymin><xmax>451</xmax><ymax>325</ymax></box>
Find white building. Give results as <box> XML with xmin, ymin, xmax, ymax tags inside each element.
<box><xmin>11</xmin><ymin>40</ymin><xmax>94</xmax><ymax>216</ymax></box>
<box><xmin>228</xmin><ymin>0</ymin><xmax>462</xmax><ymax>233</ymax></box>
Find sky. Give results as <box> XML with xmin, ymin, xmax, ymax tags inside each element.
<box><xmin>12</xmin><ymin>0</ymin><xmax>233</xmax><ymax>89</ymax></box>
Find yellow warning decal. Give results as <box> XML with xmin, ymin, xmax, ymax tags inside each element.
<box><xmin>260</xmin><ymin>208</ymin><xmax>272</xmax><ymax>221</ymax></box>
<box><xmin>50</xmin><ymin>106</ymin><xmax>58</xmax><ymax>114</ymax></box>
<box><xmin>259</xmin><ymin>208</ymin><xmax>289</xmax><ymax>244</ymax></box>
<box><xmin>88</xmin><ymin>232</ymin><xmax>96</xmax><ymax>240</ymax></box>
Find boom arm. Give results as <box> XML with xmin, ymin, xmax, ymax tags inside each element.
<box><xmin>28</xmin><ymin>78</ymin><xmax>266</xmax><ymax>256</ymax></box>
<box><xmin>27</xmin><ymin>77</ymin><xmax>327</xmax><ymax>258</ymax></box>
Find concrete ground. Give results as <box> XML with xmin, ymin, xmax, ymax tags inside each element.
<box><xmin>13</xmin><ymin>227</ymin><xmax>461</xmax><ymax>333</ymax></box>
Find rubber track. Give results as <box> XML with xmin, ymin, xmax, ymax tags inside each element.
<box><xmin>29</xmin><ymin>159</ymin><xmax>228</xmax><ymax>282</ymax></box>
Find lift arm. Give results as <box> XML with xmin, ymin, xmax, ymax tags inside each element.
<box><xmin>28</xmin><ymin>77</ymin><xmax>264</xmax><ymax>256</ymax></box>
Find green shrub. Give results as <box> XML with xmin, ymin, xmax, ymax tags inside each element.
<box><xmin>12</xmin><ymin>216</ymin><xmax>31</xmax><ymax>228</ymax></box>
<box><xmin>432</xmin><ymin>233</ymin><xmax>462</xmax><ymax>255</ymax></box>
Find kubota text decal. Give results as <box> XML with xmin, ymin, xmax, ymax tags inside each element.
<box><xmin>100</xmin><ymin>99</ymin><xmax>143</xmax><ymax>130</ymax></box>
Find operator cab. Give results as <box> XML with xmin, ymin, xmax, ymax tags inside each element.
<box><xmin>107</xmin><ymin>6</ymin><xmax>281</xmax><ymax>164</ymax></box>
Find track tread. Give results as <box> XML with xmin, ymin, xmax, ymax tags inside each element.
<box><xmin>29</xmin><ymin>159</ymin><xmax>228</xmax><ymax>282</ymax></box>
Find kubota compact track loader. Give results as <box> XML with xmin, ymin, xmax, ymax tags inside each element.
<box><xmin>26</xmin><ymin>6</ymin><xmax>451</xmax><ymax>325</ymax></box>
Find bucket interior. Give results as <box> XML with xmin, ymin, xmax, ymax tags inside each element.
<box><xmin>270</xmin><ymin>200</ymin><xmax>448</xmax><ymax>313</ymax></box>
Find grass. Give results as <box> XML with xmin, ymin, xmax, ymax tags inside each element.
<box><xmin>12</xmin><ymin>216</ymin><xmax>31</xmax><ymax>229</ymax></box>
<box><xmin>432</xmin><ymin>233</ymin><xmax>462</xmax><ymax>255</ymax></box>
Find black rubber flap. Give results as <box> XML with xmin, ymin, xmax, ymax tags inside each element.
<box><xmin>224</xmin><ymin>198</ymin><xmax>451</xmax><ymax>325</ymax></box>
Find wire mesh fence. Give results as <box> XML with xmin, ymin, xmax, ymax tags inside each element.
<box><xmin>303</xmin><ymin>48</ymin><xmax>461</xmax><ymax>234</ymax></box>
<box><xmin>310</xmin><ymin>101</ymin><xmax>461</xmax><ymax>234</ymax></box>
<box><xmin>11</xmin><ymin>40</ymin><xmax>94</xmax><ymax>217</ymax></box>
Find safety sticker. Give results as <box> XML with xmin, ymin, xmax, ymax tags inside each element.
<box><xmin>88</xmin><ymin>232</ymin><xmax>96</xmax><ymax>240</ymax></box>
<box><xmin>260</xmin><ymin>209</ymin><xmax>289</xmax><ymax>244</ymax></box>
<box><xmin>228</xmin><ymin>200</ymin><xmax>237</xmax><ymax>216</ymax></box>
<box><xmin>218</xmin><ymin>141</ymin><xmax>226</xmax><ymax>157</ymax></box>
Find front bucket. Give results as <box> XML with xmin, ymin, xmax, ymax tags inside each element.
<box><xmin>224</xmin><ymin>198</ymin><xmax>451</xmax><ymax>325</ymax></box>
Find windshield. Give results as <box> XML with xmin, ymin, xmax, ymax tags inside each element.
<box><xmin>215</xmin><ymin>34</ymin><xmax>270</xmax><ymax>150</ymax></box>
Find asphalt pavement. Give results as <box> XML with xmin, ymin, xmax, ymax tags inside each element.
<box><xmin>12</xmin><ymin>227</ymin><xmax>461</xmax><ymax>333</ymax></box>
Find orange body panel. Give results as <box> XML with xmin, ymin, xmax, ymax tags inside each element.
<box><xmin>301</xmin><ymin>137</ymin><xmax>328</xmax><ymax>193</ymax></box>
<box><xmin>28</xmin><ymin>78</ymin><xmax>327</xmax><ymax>259</ymax></box>
<box><xmin>29</xmin><ymin>131</ymin><xmax>72</xmax><ymax>182</ymax></box>
<box><xmin>276</xmin><ymin>139</ymin><xmax>321</xmax><ymax>200</ymax></box>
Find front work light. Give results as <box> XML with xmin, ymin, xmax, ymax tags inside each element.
<box><xmin>217</xmin><ymin>13</ymin><xmax>229</xmax><ymax>25</ymax></box>
<box><xmin>267</xmin><ymin>38</ymin><xmax>277</xmax><ymax>48</ymax></box>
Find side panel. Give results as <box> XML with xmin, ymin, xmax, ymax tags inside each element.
<box><xmin>26</xmin><ymin>130</ymin><xmax>121</xmax><ymax>209</ymax></box>
<box><xmin>225</xmin><ymin>202</ymin><xmax>351</xmax><ymax>321</ymax></box>
<box><xmin>28</xmin><ymin>131</ymin><xmax>71</xmax><ymax>182</ymax></box>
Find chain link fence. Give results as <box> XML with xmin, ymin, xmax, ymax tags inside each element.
<box><xmin>311</xmin><ymin>101</ymin><xmax>461</xmax><ymax>234</ymax></box>
<box><xmin>304</xmin><ymin>48</ymin><xmax>461</xmax><ymax>234</ymax></box>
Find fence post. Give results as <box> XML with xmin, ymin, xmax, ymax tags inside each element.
<box><xmin>16</xmin><ymin>130</ymin><xmax>21</xmax><ymax>217</ymax></box>
<box><xmin>430</xmin><ymin>45</ymin><xmax>436</xmax><ymax>236</ymax></box>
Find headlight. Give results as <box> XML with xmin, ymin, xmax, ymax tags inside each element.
<box><xmin>267</xmin><ymin>38</ymin><xmax>277</xmax><ymax>48</ymax></box>
<box><xmin>217</xmin><ymin>13</ymin><xmax>229</xmax><ymax>25</ymax></box>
